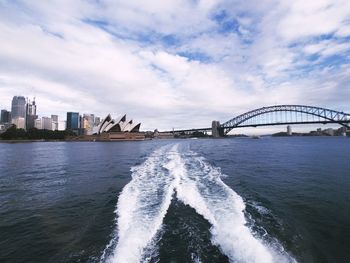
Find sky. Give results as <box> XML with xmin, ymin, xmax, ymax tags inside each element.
<box><xmin>0</xmin><ymin>0</ymin><xmax>350</xmax><ymax>132</ymax></box>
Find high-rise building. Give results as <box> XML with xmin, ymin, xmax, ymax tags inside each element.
<box><xmin>26</xmin><ymin>98</ymin><xmax>37</xmax><ymax>115</ymax></box>
<box><xmin>58</xmin><ymin>120</ymin><xmax>66</xmax><ymax>131</ymax></box>
<box><xmin>13</xmin><ymin>117</ymin><xmax>26</xmax><ymax>129</ymax></box>
<box><xmin>1</xmin><ymin>109</ymin><xmax>11</xmax><ymax>123</ymax></box>
<box><xmin>83</xmin><ymin>118</ymin><xmax>89</xmax><ymax>129</ymax></box>
<box><xmin>83</xmin><ymin>113</ymin><xmax>95</xmax><ymax>135</ymax></box>
<box><xmin>26</xmin><ymin>98</ymin><xmax>38</xmax><ymax>130</ymax></box>
<box><xmin>51</xmin><ymin>115</ymin><xmax>58</xmax><ymax>122</ymax></box>
<box><xmin>66</xmin><ymin>112</ymin><xmax>79</xmax><ymax>130</ymax></box>
<box><xmin>11</xmin><ymin>96</ymin><xmax>26</xmax><ymax>127</ymax></box>
<box><xmin>42</xmin><ymin>117</ymin><xmax>53</xmax><ymax>130</ymax></box>
<box><xmin>34</xmin><ymin>119</ymin><xmax>42</xmax><ymax>129</ymax></box>
<box><xmin>94</xmin><ymin>117</ymin><xmax>101</xmax><ymax>126</ymax></box>
<box><xmin>51</xmin><ymin>115</ymin><xmax>58</xmax><ymax>130</ymax></box>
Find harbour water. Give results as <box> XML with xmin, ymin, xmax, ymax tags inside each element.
<box><xmin>0</xmin><ymin>137</ymin><xmax>349</xmax><ymax>263</ymax></box>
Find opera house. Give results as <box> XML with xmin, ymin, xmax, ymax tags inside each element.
<box><xmin>85</xmin><ymin>114</ymin><xmax>144</xmax><ymax>141</ymax></box>
<box><xmin>94</xmin><ymin>114</ymin><xmax>141</xmax><ymax>134</ymax></box>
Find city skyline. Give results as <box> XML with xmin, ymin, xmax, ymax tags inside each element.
<box><xmin>0</xmin><ymin>95</ymin><xmax>102</xmax><ymax>134</ymax></box>
<box><xmin>1</xmin><ymin>94</ymin><xmax>348</xmax><ymax>135</ymax></box>
<box><xmin>1</xmin><ymin>1</ymin><xmax>350</xmax><ymax>132</ymax></box>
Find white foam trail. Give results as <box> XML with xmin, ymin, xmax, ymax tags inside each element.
<box><xmin>104</xmin><ymin>144</ymin><xmax>296</xmax><ymax>263</ymax></box>
<box><xmin>105</xmin><ymin>144</ymin><xmax>180</xmax><ymax>263</ymax></box>
<box><xmin>174</xmin><ymin>150</ymin><xmax>296</xmax><ymax>263</ymax></box>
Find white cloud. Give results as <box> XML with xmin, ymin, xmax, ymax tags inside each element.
<box><xmin>0</xmin><ymin>0</ymin><xmax>350</xmax><ymax>131</ymax></box>
<box><xmin>277</xmin><ymin>0</ymin><xmax>350</xmax><ymax>41</ymax></box>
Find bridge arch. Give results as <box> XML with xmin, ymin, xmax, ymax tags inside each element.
<box><xmin>220</xmin><ymin>105</ymin><xmax>350</xmax><ymax>135</ymax></box>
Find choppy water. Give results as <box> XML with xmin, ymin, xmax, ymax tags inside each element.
<box><xmin>1</xmin><ymin>137</ymin><xmax>350</xmax><ymax>263</ymax></box>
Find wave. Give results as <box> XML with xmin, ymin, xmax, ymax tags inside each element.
<box><xmin>175</xmin><ymin>150</ymin><xmax>296</xmax><ymax>263</ymax></box>
<box><xmin>102</xmin><ymin>143</ymin><xmax>297</xmax><ymax>263</ymax></box>
<box><xmin>103</xmin><ymin>144</ymin><xmax>180</xmax><ymax>263</ymax></box>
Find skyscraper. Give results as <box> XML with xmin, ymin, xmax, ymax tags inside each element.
<box><xmin>58</xmin><ymin>120</ymin><xmax>66</xmax><ymax>131</ymax></box>
<box><xmin>94</xmin><ymin>117</ymin><xmax>101</xmax><ymax>126</ymax></box>
<box><xmin>83</xmin><ymin>113</ymin><xmax>94</xmax><ymax>135</ymax></box>
<box><xmin>34</xmin><ymin>119</ymin><xmax>42</xmax><ymax>129</ymax></box>
<box><xmin>66</xmin><ymin>112</ymin><xmax>79</xmax><ymax>130</ymax></box>
<box><xmin>11</xmin><ymin>96</ymin><xmax>26</xmax><ymax>128</ymax></box>
<box><xmin>42</xmin><ymin>117</ymin><xmax>53</xmax><ymax>130</ymax></box>
<box><xmin>51</xmin><ymin>115</ymin><xmax>58</xmax><ymax>130</ymax></box>
<box><xmin>11</xmin><ymin>96</ymin><xmax>26</xmax><ymax>119</ymax></box>
<box><xmin>26</xmin><ymin>98</ymin><xmax>38</xmax><ymax>130</ymax></box>
<box><xmin>12</xmin><ymin>118</ymin><xmax>25</xmax><ymax>129</ymax></box>
<box><xmin>51</xmin><ymin>115</ymin><xmax>58</xmax><ymax>122</ymax></box>
<box><xmin>0</xmin><ymin>110</ymin><xmax>11</xmax><ymax>123</ymax></box>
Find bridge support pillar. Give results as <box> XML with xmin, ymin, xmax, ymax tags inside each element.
<box><xmin>212</xmin><ymin>121</ymin><xmax>224</xmax><ymax>137</ymax></box>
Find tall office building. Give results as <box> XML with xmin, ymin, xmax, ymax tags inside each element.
<box><xmin>83</xmin><ymin>113</ymin><xmax>95</xmax><ymax>135</ymax></box>
<box><xmin>26</xmin><ymin>98</ymin><xmax>37</xmax><ymax>116</ymax></box>
<box><xmin>13</xmin><ymin>117</ymin><xmax>25</xmax><ymax>129</ymax></box>
<box><xmin>66</xmin><ymin>112</ymin><xmax>79</xmax><ymax>130</ymax></box>
<box><xmin>51</xmin><ymin>115</ymin><xmax>58</xmax><ymax>122</ymax></box>
<box><xmin>51</xmin><ymin>115</ymin><xmax>58</xmax><ymax>130</ymax></box>
<box><xmin>26</xmin><ymin>98</ymin><xmax>38</xmax><ymax>130</ymax></box>
<box><xmin>58</xmin><ymin>120</ymin><xmax>66</xmax><ymax>131</ymax></box>
<box><xmin>42</xmin><ymin>117</ymin><xmax>53</xmax><ymax>130</ymax></box>
<box><xmin>94</xmin><ymin>117</ymin><xmax>101</xmax><ymax>126</ymax></box>
<box><xmin>79</xmin><ymin>115</ymin><xmax>84</xmax><ymax>129</ymax></box>
<box><xmin>34</xmin><ymin>119</ymin><xmax>42</xmax><ymax>129</ymax></box>
<box><xmin>1</xmin><ymin>110</ymin><xmax>11</xmax><ymax>123</ymax></box>
<box><xmin>11</xmin><ymin>96</ymin><xmax>26</xmax><ymax>128</ymax></box>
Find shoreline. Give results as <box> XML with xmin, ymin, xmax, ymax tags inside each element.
<box><xmin>0</xmin><ymin>135</ymin><xmax>348</xmax><ymax>143</ymax></box>
<box><xmin>0</xmin><ymin>139</ymin><xmax>149</xmax><ymax>143</ymax></box>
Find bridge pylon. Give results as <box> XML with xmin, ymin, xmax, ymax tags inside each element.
<box><xmin>212</xmin><ymin>120</ymin><xmax>224</xmax><ymax>137</ymax></box>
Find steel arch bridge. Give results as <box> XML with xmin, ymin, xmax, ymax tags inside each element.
<box><xmin>220</xmin><ymin>105</ymin><xmax>350</xmax><ymax>135</ymax></box>
<box><xmin>162</xmin><ymin>105</ymin><xmax>350</xmax><ymax>137</ymax></box>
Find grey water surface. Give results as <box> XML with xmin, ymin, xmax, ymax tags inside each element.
<box><xmin>0</xmin><ymin>137</ymin><xmax>349</xmax><ymax>263</ymax></box>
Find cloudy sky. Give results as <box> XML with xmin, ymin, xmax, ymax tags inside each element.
<box><xmin>0</xmin><ymin>0</ymin><xmax>350</xmax><ymax>131</ymax></box>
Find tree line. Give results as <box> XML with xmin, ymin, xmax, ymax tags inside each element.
<box><xmin>0</xmin><ymin>126</ymin><xmax>74</xmax><ymax>140</ymax></box>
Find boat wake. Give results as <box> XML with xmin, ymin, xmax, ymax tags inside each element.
<box><xmin>101</xmin><ymin>144</ymin><xmax>297</xmax><ymax>263</ymax></box>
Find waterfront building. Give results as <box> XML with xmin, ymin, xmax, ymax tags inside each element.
<box><xmin>26</xmin><ymin>98</ymin><xmax>37</xmax><ymax>115</ymax></box>
<box><xmin>79</xmin><ymin>115</ymin><xmax>83</xmax><ymax>129</ymax></box>
<box><xmin>11</xmin><ymin>96</ymin><xmax>26</xmax><ymax>123</ymax></box>
<box><xmin>94</xmin><ymin>117</ymin><xmax>101</xmax><ymax>126</ymax></box>
<box><xmin>11</xmin><ymin>96</ymin><xmax>26</xmax><ymax>127</ymax></box>
<box><xmin>11</xmin><ymin>96</ymin><xmax>26</xmax><ymax>120</ymax></box>
<box><xmin>1</xmin><ymin>109</ymin><xmax>11</xmax><ymax>123</ymax></box>
<box><xmin>287</xmin><ymin>125</ymin><xmax>292</xmax><ymax>136</ymax></box>
<box><xmin>13</xmin><ymin>117</ymin><xmax>25</xmax><ymax>129</ymax></box>
<box><xmin>324</xmin><ymin>128</ymin><xmax>334</xmax><ymax>136</ymax></box>
<box><xmin>337</xmin><ymin>127</ymin><xmax>347</xmax><ymax>136</ymax></box>
<box><xmin>83</xmin><ymin>114</ymin><xmax>95</xmax><ymax>135</ymax></box>
<box><xmin>51</xmin><ymin>115</ymin><xmax>58</xmax><ymax>122</ymax></box>
<box><xmin>58</xmin><ymin>120</ymin><xmax>66</xmax><ymax>131</ymax></box>
<box><xmin>51</xmin><ymin>115</ymin><xmax>58</xmax><ymax>130</ymax></box>
<box><xmin>66</xmin><ymin>112</ymin><xmax>79</xmax><ymax>130</ymax></box>
<box><xmin>34</xmin><ymin>119</ymin><xmax>42</xmax><ymax>129</ymax></box>
<box><xmin>83</xmin><ymin>118</ymin><xmax>89</xmax><ymax>129</ymax></box>
<box><xmin>42</xmin><ymin>117</ymin><xmax>53</xmax><ymax>130</ymax></box>
<box><xmin>94</xmin><ymin>114</ymin><xmax>141</xmax><ymax>134</ymax></box>
<box><xmin>26</xmin><ymin>98</ymin><xmax>38</xmax><ymax>130</ymax></box>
